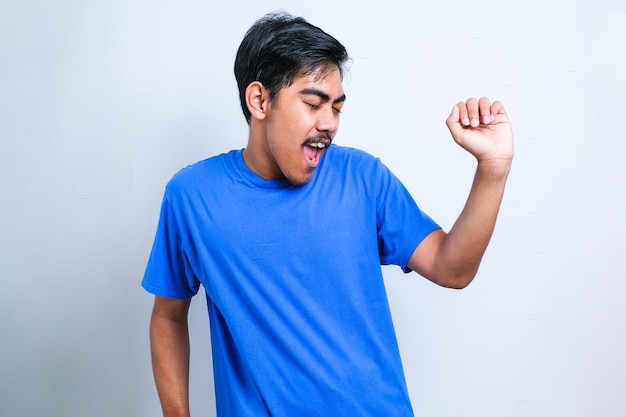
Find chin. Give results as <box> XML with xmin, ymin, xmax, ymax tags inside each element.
<box><xmin>286</xmin><ymin>172</ymin><xmax>313</xmax><ymax>186</ymax></box>
<box><xmin>288</xmin><ymin>177</ymin><xmax>312</xmax><ymax>186</ymax></box>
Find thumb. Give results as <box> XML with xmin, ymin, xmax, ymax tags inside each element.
<box><xmin>446</xmin><ymin>104</ymin><xmax>462</xmax><ymax>137</ymax></box>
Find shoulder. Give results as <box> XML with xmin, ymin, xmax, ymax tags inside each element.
<box><xmin>325</xmin><ymin>145</ymin><xmax>383</xmax><ymax>172</ymax></box>
<box><xmin>324</xmin><ymin>145</ymin><xmax>392</xmax><ymax>181</ymax></box>
<box><xmin>168</xmin><ymin>149</ymin><xmax>239</xmax><ymax>185</ymax></box>
<box><xmin>327</xmin><ymin>144</ymin><xmax>377</xmax><ymax>162</ymax></box>
<box><xmin>165</xmin><ymin>150</ymin><xmax>239</xmax><ymax>197</ymax></box>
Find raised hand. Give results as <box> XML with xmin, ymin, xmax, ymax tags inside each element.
<box><xmin>446</xmin><ymin>97</ymin><xmax>514</xmax><ymax>175</ymax></box>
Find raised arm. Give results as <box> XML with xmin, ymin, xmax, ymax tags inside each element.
<box><xmin>150</xmin><ymin>295</ymin><xmax>193</xmax><ymax>417</ymax></box>
<box><xmin>408</xmin><ymin>97</ymin><xmax>514</xmax><ymax>289</ymax></box>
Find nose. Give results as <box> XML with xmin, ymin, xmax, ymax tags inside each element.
<box><xmin>316</xmin><ymin>105</ymin><xmax>339</xmax><ymax>134</ymax></box>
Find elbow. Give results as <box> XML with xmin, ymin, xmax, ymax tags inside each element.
<box><xmin>434</xmin><ymin>268</ymin><xmax>478</xmax><ymax>290</ymax></box>
<box><xmin>443</xmin><ymin>276</ymin><xmax>474</xmax><ymax>290</ymax></box>
<box><xmin>430</xmin><ymin>252</ymin><xmax>482</xmax><ymax>289</ymax></box>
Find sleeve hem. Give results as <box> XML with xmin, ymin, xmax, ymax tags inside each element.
<box><xmin>399</xmin><ymin>226</ymin><xmax>442</xmax><ymax>274</ymax></box>
<box><xmin>141</xmin><ymin>279</ymin><xmax>198</xmax><ymax>299</ymax></box>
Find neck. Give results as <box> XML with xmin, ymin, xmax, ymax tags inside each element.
<box><xmin>242</xmin><ymin>124</ymin><xmax>281</xmax><ymax>180</ymax></box>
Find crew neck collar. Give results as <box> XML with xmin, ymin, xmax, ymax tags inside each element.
<box><xmin>233</xmin><ymin>149</ymin><xmax>292</xmax><ymax>189</ymax></box>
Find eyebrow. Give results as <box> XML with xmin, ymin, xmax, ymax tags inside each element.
<box><xmin>300</xmin><ymin>88</ymin><xmax>347</xmax><ymax>104</ymax></box>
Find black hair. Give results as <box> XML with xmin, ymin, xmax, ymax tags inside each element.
<box><xmin>234</xmin><ymin>12</ymin><xmax>350</xmax><ymax>124</ymax></box>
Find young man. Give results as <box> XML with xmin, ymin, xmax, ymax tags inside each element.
<box><xmin>143</xmin><ymin>12</ymin><xmax>513</xmax><ymax>417</ymax></box>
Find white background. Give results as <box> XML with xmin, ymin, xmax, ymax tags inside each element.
<box><xmin>1</xmin><ymin>1</ymin><xmax>625</xmax><ymax>416</ymax></box>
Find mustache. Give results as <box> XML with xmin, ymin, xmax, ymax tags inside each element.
<box><xmin>302</xmin><ymin>132</ymin><xmax>332</xmax><ymax>147</ymax></box>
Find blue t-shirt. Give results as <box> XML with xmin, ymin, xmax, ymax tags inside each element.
<box><xmin>142</xmin><ymin>145</ymin><xmax>440</xmax><ymax>416</ymax></box>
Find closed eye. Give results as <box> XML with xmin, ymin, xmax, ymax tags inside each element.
<box><xmin>300</xmin><ymin>88</ymin><xmax>346</xmax><ymax>114</ymax></box>
<box><xmin>304</xmin><ymin>100</ymin><xmax>343</xmax><ymax>115</ymax></box>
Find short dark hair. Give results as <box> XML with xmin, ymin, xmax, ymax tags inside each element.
<box><xmin>234</xmin><ymin>12</ymin><xmax>350</xmax><ymax>124</ymax></box>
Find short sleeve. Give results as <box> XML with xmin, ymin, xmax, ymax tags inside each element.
<box><xmin>141</xmin><ymin>196</ymin><xmax>200</xmax><ymax>299</ymax></box>
<box><xmin>375</xmin><ymin>161</ymin><xmax>440</xmax><ymax>270</ymax></box>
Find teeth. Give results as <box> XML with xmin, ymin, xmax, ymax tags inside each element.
<box><xmin>309</xmin><ymin>142</ymin><xmax>326</xmax><ymax>149</ymax></box>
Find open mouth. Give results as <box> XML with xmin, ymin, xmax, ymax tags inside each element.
<box><xmin>303</xmin><ymin>140</ymin><xmax>330</xmax><ymax>163</ymax></box>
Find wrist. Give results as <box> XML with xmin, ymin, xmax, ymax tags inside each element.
<box><xmin>475</xmin><ymin>157</ymin><xmax>512</xmax><ymax>180</ymax></box>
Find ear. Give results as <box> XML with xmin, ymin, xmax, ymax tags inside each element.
<box><xmin>245</xmin><ymin>81</ymin><xmax>269</xmax><ymax>121</ymax></box>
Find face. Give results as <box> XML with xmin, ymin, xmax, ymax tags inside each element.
<box><xmin>258</xmin><ymin>66</ymin><xmax>346</xmax><ymax>185</ymax></box>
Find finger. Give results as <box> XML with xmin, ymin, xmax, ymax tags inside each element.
<box><xmin>466</xmin><ymin>97</ymin><xmax>479</xmax><ymax>127</ymax></box>
<box><xmin>446</xmin><ymin>104</ymin><xmax>461</xmax><ymax>133</ymax></box>
<box><xmin>490</xmin><ymin>100</ymin><xmax>505</xmax><ymax>118</ymax></box>
<box><xmin>448</xmin><ymin>103</ymin><xmax>460</xmax><ymax>121</ymax></box>
<box><xmin>456</xmin><ymin>101</ymin><xmax>470</xmax><ymax>127</ymax></box>
<box><xmin>478</xmin><ymin>97</ymin><xmax>492</xmax><ymax>124</ymax></box>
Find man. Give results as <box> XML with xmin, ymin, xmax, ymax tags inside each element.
<box><xmin>142</xmin><ymin>11</ymin><xmax>513</xmax><ymax>417</ymax></box>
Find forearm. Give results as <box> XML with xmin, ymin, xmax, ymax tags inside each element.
<box><xmin>409</xmin><ymin>98</ymin><xmax>513</xmax><ymax>288</ymax></box>
<box><xmin>150</xmin><ymin>310</ymin><xmax>191</xmax><ymax>417</ymax></box>
<box><xmin>434</xmin><ymin>159</ymin><xmax>511</xmax><ymax>288</ymax></box>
